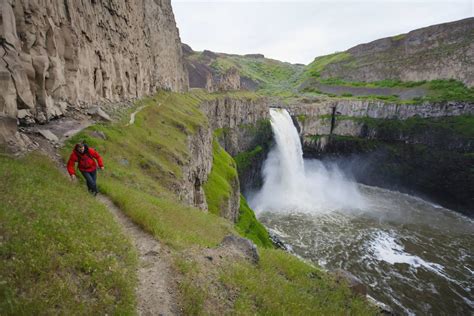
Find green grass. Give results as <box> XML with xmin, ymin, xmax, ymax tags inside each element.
<box><xmin>318</xmin><ymin>78</ymin><xmax>426</xmax><ymax>88</ymax></box>
<box><xmin>426</xmin><ymin>79</ymin><xmax>474</xmax><ymax>102</ymax></box>
<box><xmin>0</xmin><ymin>153</ymin><xmax>137</xmax><ymax>315</ymax></box>
<box><xmin>20</xmin><ymin>89</ymin><xmax>376</xmax><ymax>314</ymax></box>
<box><xmin>204</xmin><ymin>138</ymin><xmax>272</xmax><ymax>248</ymax></box>
<box><xmin>236</xmin><ymin>196</ymin><xmax>273</xmax><ymax>248</ymax></box>
<box><xmin>203</xmin><ymin>137</ymin><xmax>238</xmax><ymax>217</ymax></box>
<box><xmin>220</xmin><ymin>248</ymin><xmax>377</xmax><ymax>315</ymax></box>
<box><xmin>62</xmin><ymin>92</ymin><xmax>235</xmax><ymax>249</ymax></box>
<box><xmin>353</xmin><ymin>115</ymin><xmax>474</xmax><ymax>138</ymax></box>
<box><xmin>303</xmin><ymin>52</ymin><xmax>352</xmax><ymax>78</ymax></box>
<box><xmin>211</xmin><ymin>55</ymin><xmax>303</xmax><ymax>91</ymax></box>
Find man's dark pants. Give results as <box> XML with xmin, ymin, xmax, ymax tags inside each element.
<box><xmin>80</xmin><ymin>169</ymin><xmax>98</xmax><ymax>194</ymax></box>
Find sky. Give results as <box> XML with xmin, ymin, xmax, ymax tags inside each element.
<box><xmin>171</xmin><ymin>0</ymin><xmax>473</xmax><ymax>65</ymax></box>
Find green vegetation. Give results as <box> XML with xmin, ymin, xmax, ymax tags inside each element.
<box><xmin>203</xmin><ymin>138</ymin><xmax>238</xmax><ymax>217</ymax></box>
<box><xmin>234</xmin><ymin>145</ymin><xmax>263</xmax><ymax>174</ymax></box>
<box><xmin>63</xmin><ymin>92</ymin><xmax>235</xmax><ymax>250</ymax></box>
<box><xmin>296</xmin><ymin>114</ymin><xmax>307</xmax><ymax>122</ymax></box>
<box><xmin>3</xmin><ymin>89</ymin><xmax>378</xmax><ymax>314</ymax></box>
<box><xmin>236</xmin><ymin>196</ymin><xmax>273</xmax><ymax>248</ymax></box>
<box><xmin>392</xmin><ymin>33</ymin><xmax>406</xmax><ymax>41</ymax></box>
<box><xmin>210</xmin><ymin>55</ymin><xmax>304</xmax><ymax>93</ymax></box>
<box><xmin>426</xmin><ymin>79</ymin><xmax>474</xmax><ymax>102</ymax></box>
<box><xmin>318</xmin><ymin>78</ymin><xmax>426</xmax><ymax>88</ymax></box>
<box><xmin>301</xmin><ymin>78</ymin><xmax>474</xmax><ymax>103</ymax></box>
<box><xmin>304</xmin><ymin>52</ymin><xmax>352</xmax><ymax>78</ymax></box>
<box><xmin>220</xmin><ymin>248</ymin><xmax>376</xmax><ymax>315</ymax></box>
<box><xmin>204</xmin><ymin>137</ymin><xmax>272</xmax><ymax>248</ymax></box>
<box><xmin>0</xmin><ymin>153</ymin><xmax>137</xmax><ymax>314</ymax></box>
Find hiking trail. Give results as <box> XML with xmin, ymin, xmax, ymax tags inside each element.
<box><xmin>97</xmin><ymin>194</ymin><xmax>179</xmax><ymax>315</ymax></box>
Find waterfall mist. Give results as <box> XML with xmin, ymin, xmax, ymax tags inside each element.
<box><xmin>249</xmin><ymin>108</ymin><xmax>366</xmax><ymax>214</ymax></box>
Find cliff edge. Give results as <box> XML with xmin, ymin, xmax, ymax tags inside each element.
<box><xmin>0</xmin><ymin>0</ymin><xmax>188</xmax><ymax>146</ymax></box>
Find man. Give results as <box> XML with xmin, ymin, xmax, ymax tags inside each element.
<box><xmin>67</xmin><ymin>142</ymin><xmax>104</xmax><ymax>195</ymax></box>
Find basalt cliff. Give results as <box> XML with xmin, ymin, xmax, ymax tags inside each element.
<box><xmin>0</xmin><ymin>0</ymin><xmax>188</xmax><ymax>147</ymax></box>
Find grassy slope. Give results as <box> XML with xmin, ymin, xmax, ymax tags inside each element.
<box><xmin>203</xmin><ymin>135</ymin><xmax>272</xmax><ymax>248</ymax></box>
<box><xmin>0</xmin><ymin>153</ymin><xmax>137</xmax><ymax>315</ymax></box>
<box><xmin>62</xmin><ymin>91</ymin><xmax>235</xmax><ymax>250</ymax></box>
<box><xmin>203</xmin><ymin>138</ymin><xmax>238</xmax><ymax>218</ymax></box>
<box><xmin>61</xmin><ymin>90</ymin><xmax>375</xmax><ymax>314</ymax></box>
<box><xmin>299</xmin><ymin>51</ymin><xmax>474</xmax><ymax>103</ymax></box>
<box><xmin>187</xmin><ymin>50</ymin><xmax>304</xmax><ymax>98</ymax></box>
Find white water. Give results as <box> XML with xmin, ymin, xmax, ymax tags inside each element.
<box><xmin>250</xmin><ymin>108</ymin><xmax>365</xmax><ymax>213</ymax></box>
<box><xmin>249</xmin><ymin>108</ymin><xmax>474</xmax><ymax>314</ymax></box>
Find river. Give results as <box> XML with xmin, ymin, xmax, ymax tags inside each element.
<box><xmin>249</xmin><ymin>108</ymin><xmax>474</xmax><ymax>315</ymax></box>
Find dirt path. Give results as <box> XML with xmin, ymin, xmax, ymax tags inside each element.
<box><xmin>29</xmin><ymin>101</ymin><xmax>179</xmax><ymax>315</ymax></box>
<box><xmin>96</xmin><ymin>194</ymin><xmax>179</xmax><ymax>315</ymax></box>
<box><xmin>127</xmin><ymin>103</ymin><xmax>154</xmax><ymax>126</ymax></box>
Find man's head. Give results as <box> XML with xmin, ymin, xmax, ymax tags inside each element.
<box><xmin>77</xmin><ymin>143</ymin><xmax>85</xmax><ymax>153</ymax></box>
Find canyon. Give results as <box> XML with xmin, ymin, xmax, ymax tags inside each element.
<box><xmin>0</xmin><ymin>1</ymin><xmax>473</xmax><ymax>314</ymax></box>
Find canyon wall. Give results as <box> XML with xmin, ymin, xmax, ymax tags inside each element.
<box><xmin>317</xmin><ymin>18</ymin><xmax>474</xmax><ymax>87</ymax></box>
<box><xmin>198</xmin><ymin>95</ymin><xmax>271</xmax><ymax>219</ymax></box>
<box><xmin>287</xmin><ymin>98</ymin><xmax>474</xmax><ymax>214</ymax></box>
<box><xmin>0</xmin><ymin>0</ymin><xmax>188</xmax><ymax>146</ymax></box>
<box><xmin>200</xmin><ymin>95</ymin><xmax>270</xmax><ymax>156</ymax></box>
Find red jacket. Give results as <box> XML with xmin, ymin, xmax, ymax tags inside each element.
<box><xmin>67</xmin><ymin>144</ymin><xmax>104</xmax><ymax>175</ymax></box>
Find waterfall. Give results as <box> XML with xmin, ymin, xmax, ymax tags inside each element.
<box><xmin>250</xmin><ymin>108</ymin><xmax>366</xmax><ymax>213</ymax></box>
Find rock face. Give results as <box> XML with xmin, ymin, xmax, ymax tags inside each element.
<box><xmin>182</xmin><ymin>44</ymin><xmax>259</xmax><ymax>92</ymax></box>
<box><xmin>287</xmin><ymin>98</ymin><xmax>474</xmax><ymax>214</ymax></box>
<box><xmin>317</xmin><ymin>18</ymin><xmax>474</xmax><ymax>87</ymax></box>
<box><xmin>0</xmin><ymin>0</ymin><xmax>188</xmax><ymax>145</ymax></box>
<box><xmin>200</xmin><ymin>96</ymin><xmax>270</xmax><ymax>155</ymax></box>
<box><xmin>198</xmin><ymin>95</ymin><xmax>272</xmax><ymax>220</ymax></box>
<box><xmin>220</xmin><ymin>235</ymin><xmax>259</xmax><ymax>264</ymax></box>
<box><xmin>182</xmin><ymin>124</ymin><xmax>213</xmax><ymax>210</ymax></box>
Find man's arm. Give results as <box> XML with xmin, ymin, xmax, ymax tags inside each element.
<box><xmin>67</xmin><ymin>152</ymin><xmax>78</xmax><ymax>177</ymax></box>
<box><xmin>90</xmin><ymin>148</ymin><xmax>104</xmax><ymax>169</ymax></box>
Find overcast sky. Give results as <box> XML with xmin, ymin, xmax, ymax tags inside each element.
<box><xmin>172</xmin><ymin>0</ymin><xmax>473</xmax><ymax>64</ymax></box>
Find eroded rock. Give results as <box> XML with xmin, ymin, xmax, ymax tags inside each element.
<box><xmin>0</xmin><ymin>0</ymin><xmax>188</xmax><ymax>148</ymax></box>
<box><xmin>38</xmin><ymin>129</ymin><xmax>59</xmax><ymax>143</ymax></box>
<box><xmin>221</xmin><ymin>235</ymin><xmax>260</xmax><ymax>264</ymax></box>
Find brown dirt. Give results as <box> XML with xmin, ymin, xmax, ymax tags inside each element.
<box><xmin>23</xmin><ymin>107</ymin><xmax>181</xmax><ymax>315</ymax></box>
<box><xmin>97</xmin><ymin>195</ymin><xmax>180</xmax><ymax>316</ymax></box>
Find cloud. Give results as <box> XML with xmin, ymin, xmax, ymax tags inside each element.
<box><xmin>172</xmin><ymin>0</ymin><xmax>473</xmax><ymax>64</ymax></box>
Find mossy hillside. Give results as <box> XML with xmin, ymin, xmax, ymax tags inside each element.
<box><xmin>203</xmin><ymin>138</ymin><xmax>238</xmax><ymax>217</ymax></box>
<box><xmin>210</xmin><ymin>54</ymin><xmax>304</xmax><ymax>92</ymax></box>
<box><xmin>0</xmin><ymin>153</ymin><xmax>137</xmax><ymax>315</ymax></box>
<box><xmin>302</xmin><ymin>52</ymin><xmax>352</xmax><ymax>78</ymax></box>
<box><xmin>301</xmin><ymin>77</ymin><xmax>474</xmax><ymax>104</ymax></box>
<box><xmin>58</xmin><ymin>90</ymin><xmax>376</xmax><ymax>314</ymax></box>
<box><xmin>234</xmin><ymin>145</ymin><xmax>263</xmax><ymax>174</ymax></box>
<box><xmin>309</xmin><ymin>114</ymin><xmax>474</xmax><ymax>147</ymax></box>
<box><xmin>236</xmin><ymin>196</ymin><xmax>273</xmax><ymax>248</ymax></box>
<box><xmin>219</xmin><ymin>248</ymin><xmax>376</xmax><ymax>315</ymax></box>
<box><xmin>62</xmin><ymin>92</ymin><xmax>235</xmax><ymax>249</ymax></box>
<box><xmin>203</xmin><ymin>135</ymin><xmax>272</xmax><ymax>248</ymax></box>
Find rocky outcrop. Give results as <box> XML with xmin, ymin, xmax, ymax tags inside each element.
<box><xmin>1</xmin><ymin>0</ymin><xmax>188</xmax><ymax>147</ymax></box>
<box><xmin>182</xmin><ymin>45</ymin><xmax>259</xmax><ymax>92</ymax></box>
<box><xmin>198</xmin><ymin>95</ymin><xmax>272</xmax><ymax>220</ymax></box>
<box><xmin>316</xmin><ymin>18</ymin><xmax>474</xmax><ymax>87</ymax></box>
<box><xmin>286</xmin><ymin>98</ymin><xmax>474</xmax><ymax>214</ymax></box>
<box><xmin>200</xmin><ymin>95</ymin><xmax>271</xmax><ymax>155</ymax></box>
<box><xmin>182</xmin><ymin>124</ymin><xmax>213</xmax><ymax>210</ymax></box>
<box><xmin>215</xmin><ymin>67</ymin><xmax>240</xmax><ymax>92</ymax></box>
